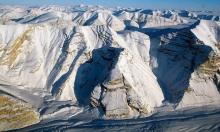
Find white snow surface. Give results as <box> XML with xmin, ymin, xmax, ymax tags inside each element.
<box><xmin>0</xmin><ymin>5</ymin><xmax>220</xmax><ymax>130</ymax></box>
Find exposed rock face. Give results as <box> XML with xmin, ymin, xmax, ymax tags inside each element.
<box><xmin>102</xmin><ymin>88</ymin><xmax>130</xmax><ymax>118</ymax></box>
<box><xmin>99</xmin><ymin>67</ymin><xmax>129</xmax><ymax>118</ymax></box>
<box><xmin>198</xmin><ymin>52</ymin><xmax>220</xmax><ymax>76</ymax></box>
<box><xmin>150</xmin><ymin>29</ymin><xmax>213</xmax><ymax>103</ymax></box>
<box><xmin>0</xmin><ymin>5</ymin><xmax>220</xmax><ymax>130</ymax></box>
<box><xmin>0</xmin><ymin>95</ymin><xmax>39</xmax><ymax>131</ymax></box>
<box><xmin>177</xmin><ymin>20</ymin><xmax>220</xmax><ymax>106</ymax></box>
<box><xmin>214</xmin><ymin>71</ymin><xmax>220</xmax><ymax>93</ymax></box>
<box><xmin>74</xmin><ymin>46</ymin><xmax>124</xmax><ymax>106</ymax></box>
<box><xmin>90</xmin><ymin>65</ymin><xmax>151</xmax><ymax>118</ymax></box>
<box><xmin>177</xmin><ymin>20</ymin><xmax>220</xmax><ymax>108</ymax></box>
<box><xmin>148</xmin><ymin>20</ymin><xmax>220</xmax><ymax>108</ymax></box>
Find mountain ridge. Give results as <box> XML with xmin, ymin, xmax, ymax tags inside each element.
<box><xmin>0</xmin><ymin>5</ymin><xmax>220</xmax><ymax>131</ymax></box>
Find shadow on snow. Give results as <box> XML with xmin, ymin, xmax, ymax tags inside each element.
<box><xmin>74</xmin><ymin>46</ymin><xmax>123</xmax><ymax>106</ymax></box>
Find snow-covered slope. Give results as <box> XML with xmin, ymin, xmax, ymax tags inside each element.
<box><xmin>0</xmin><ymin>5</ymin><xmax>220</xmax><ymax>131</ymax></box>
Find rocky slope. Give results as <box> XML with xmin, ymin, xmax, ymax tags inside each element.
<box><xmin>0</xmin><ymin>5</ymin><xmax>220</xmax><ymax>130</ymax></box>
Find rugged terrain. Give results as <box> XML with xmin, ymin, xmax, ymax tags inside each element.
<box><xmin>0</xmin><ymin>5</ymin><xmax>220</xmax><ymax>131</ymax></box>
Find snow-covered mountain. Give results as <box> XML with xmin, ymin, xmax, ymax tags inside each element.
<box><xmin>0</xmin><ymin>5</ymin><xmax>220</xmax><ymax>131</ymax></box>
